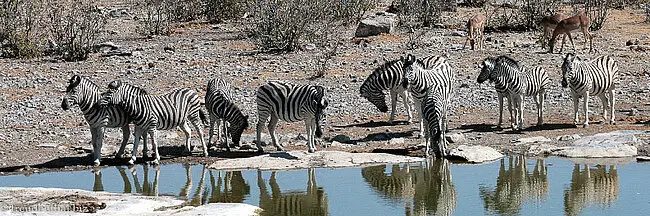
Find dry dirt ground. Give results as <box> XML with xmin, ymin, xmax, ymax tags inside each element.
<box><xmin>1</xmin><ymin>2</ymin><xmax>650</xmax><ymax>176</ymax></box>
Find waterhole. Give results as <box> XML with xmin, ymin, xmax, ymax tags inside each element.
<box><xmin>1</xmin><ymin>156</ymin><xmax>649</xmax><ymax>215</ymax></box>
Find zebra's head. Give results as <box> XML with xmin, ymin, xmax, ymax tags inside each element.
<box><xmin>229</xmin><ymin>115</ymin><xmax>249</xmax><ymax>146</ymax></box>
<box><xmin>400</xmin><ymin>54</ymin><xmax>418</xmax><ymax>89</ymax></box>
<box><xmin>477</xmin><ymin>57</ymin><xmax>496</xmax><ymax>83</ymax></box>
<box><xmin>313</xmin><ymin>86</ymin><xmax>329</xmax><ymax>138</ymax></box>
<box><xmin>561</xmin><ymin>53</ymin><xmax>578</xmax><ymax>88</ymax></box>
<box><xmin>360</xmin><ymin>90</ymin><xmax>388</xmax><ymax>113</ymax></box>
<box><xmin>62</xmin><ymin>75</ymin><xmax>84</xmax><ymax>110</ymax></box>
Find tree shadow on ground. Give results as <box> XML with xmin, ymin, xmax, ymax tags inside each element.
<box><xmin>0</xmin><ymin>155</ymin><xmax>135</xmax><ymax>173</ymax></box>
<box><xmin>333</xmin><ymin>120</ymin><xmax>410</xmax><ymax>129</ymax></box>
<box><xmin>457</xmin><ymin>123</ymin><xmax>504</xmax><ymax>133</ymax></box>
<box><xmin>349</xmin><ymin>131</ymin><xmax>414</xmax><ymax>144</ymax></box>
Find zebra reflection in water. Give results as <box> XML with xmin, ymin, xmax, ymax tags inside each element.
<box><xmin>564</xmin><ymin>164</ymin><xmax>619</xmax><ymax>216</ymax></box>
<box><xmin>114</xmin><ymin>165</ymin><xmax>160</xmax><ymax>196</ymax></box>
<box><xmin>479</xmin><ymin>156</ymin><xmax>549</xmax><ymax>215</ymax></box>
<box><xmin>361</xmin><ymin>158</ymin><xmax>456</xmax><ymax>216</ymax></box>
<box><xmin>178</xmin><ymin>165</ymin><xmax>251</xmax><ymax>206</ymax></box>
<box><xmin>257</xmin><ymin>168</ymin><xmax>329</xmax><ymax>216</ymax></box>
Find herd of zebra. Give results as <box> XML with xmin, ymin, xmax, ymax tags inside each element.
<box><xmin>61</xmin><ymin>51</ymin><xmax>619</xmax><ymax>166</ymax></box>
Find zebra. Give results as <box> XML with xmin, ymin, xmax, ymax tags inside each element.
<box><xmin>256</xmin><ymin>81</ymin><xmax>328</xmax><ymax>153</ymax></box>
<box><xmin>100</xmin><ymin>80</ymin><xmax>208</xmax><ymax>165</ymax></box>
<box><xmin>360</xmin><ymin>56</ymin><xmax>450</xmax><ymax>123</ymax></box>
<box><xmin>421</xmin><ymin>85</ymin><xmax>451</xmax><ymax>157</ymax></box>
<box><xmin>561</xmin><ymin>53</ymin><xmax>618</xmax><ymax>127</ymax></box>
<box><xmin>494</xmin><ymin>83</ymin><xmax>512</xmax><ymax>129</ymax></box>
<box><xmin>61</xmin><ymin>75</ymin><xmax>145</xmax><ymax>166</ymax></box>
<box><xmin>205</xmin><ymin>78</ymin><xmax>249</xmax><ymax>151</ymax></box>
<box><xmin>477</xmin><ymin>55</ymin><xmax>550</xmax><ymax>130</ymax></box>
<box><xmin>401</xmin><ymin>54</ymin><xmax>454</xmax><ymax>138</ymax></box>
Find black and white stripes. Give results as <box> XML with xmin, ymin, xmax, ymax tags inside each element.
<box><xmin>205</xmin><ymin>78</ymin><xmax>249</xmax><ymax>151</ymax></box>
<box><xmin>256</xmin><ymin>81</ymin><xmax>328</xmax><ymax>153</ymax></box>
<box><xmin>478</xmin><ymin>55</ymin><xmax>550</xmax><ymax>130</ymax></box>
<box><xmin>61</xmin><ymin>75</ymin><xmax>140</xmax><ymax>166</ymax></box>
<box><xmin>360</xmin><ymin>59</ymin><xmax>413</xmax><ymax>123</ymax></box>
<box><xmin>101</xmin><ymin>80</ymin><xmax>208</xmax><ymax>164</ymax></box>
<box><xmin>561</xmin><ymin>53</ymin><xmax>618</xmax><ymax>127</ymax></box>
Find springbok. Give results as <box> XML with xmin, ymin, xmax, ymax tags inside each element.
<box><xmin>549</xmin><ymin>10</ymin><xmax>593</xmax><ymax>53</ymax></box>
<box><xmin>539</xmin><ymin>12</ymin><xmax>568</xmax><ymax>49</ymax></box>
<box><xmin>463</xmin><ymin>14</ymin><xmax>486</xmax><ymax>50</ymax></box>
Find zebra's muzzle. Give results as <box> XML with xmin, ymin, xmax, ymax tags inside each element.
<box><xmin>61</xmin><ymin>99</ymin><xmax>70</xmax><ymax>110</ymax></box>
<box><xmin>561</xmin><ymin>79</ymin><xmax>568</xmax><ymax>88</ymax></box>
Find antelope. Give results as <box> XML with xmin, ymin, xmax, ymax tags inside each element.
<box><xmin>539</xmin><ymin>12</ymin><xmax>568</xmax><ymax>49</ymax></box>
<box><xmin>549</xmin><ymin>10</ymin><xmax>593</xmax><ymax>53</ymax></box>
<box><xmin>463</xmin><ymin>14</ymin><xmax>486</xmax><ymax>50</ymax></box>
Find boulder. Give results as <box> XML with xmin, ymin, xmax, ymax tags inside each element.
<box><xmin>527</xmin><ymin>144</ymin><xmax>563</xmax><ymax>156</ymax></box>
<box><xmin>330</xmin><ymin>134</ymin><xmax>352</xmax><ymax>144</ymax></box>
<box><xmin>553</xmin><ymin>130</ymin><xmax>641</xmax><ymax>158</ymax></box>
<box><xmin>556</xmin><ymin>134</ymin><xmax>582</xmax><ymax>141</ymax></box>
<box><xmin>514</xmin><ymin>136</ymin><xmax>551</xmax><ymax>144</ymax></box>
<box><xmin>445</xmin><ymin>133</ymin><xmax>466</xmax><ymax>143</ymax></box>
<box><xmin>447</xmin><ymin>145</ymin><xmax>503</xmax><ymax>163</ymax></box>
<box><xmin>388</xmin><ymin>137</ymin><xmax>405</xmax><ymax>145</ymax></box>
<box><xmin>354</xmin><ymin>12</ymin><xmax>398</xmax><ymax>37</ymax></box>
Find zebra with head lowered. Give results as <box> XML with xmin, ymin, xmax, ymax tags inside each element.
<box><xmin>101</xmin><ymin>80</ymin><xmax>208</xmax><ymax>165</ymax></box>
<box><xmin>561</xmin><ymin>53</ymin><xmax>618</xmax><ymax>127</ymax></box>
<box><xmin>256</xmin><ymin>81</ymin><xmax>328</xmax><ymax>153</ymax></box>
<box><xmin>421</xmin><ymin>84</ymin><xmax>452</xmax><ymax>157</ymax></box>
<box><xmin>360</xmin><ymin>56</ymin><xmax>452</xmax><ymax>123</ymax></box>
<box><xmin>61</xmin><ymin>75</ymin><xmax>146</xmax><ymax>166</ymax></box>
<box><xmin>205</xmin><ymin>78</ymin><xmax>249</xmax><ymax>151</ymax></box>
<box><xmin>477</xmin><ymin>55</ymin><xmax>550</xmax><ymax>131</ymax></box>
<box><xmin>401</xmin><ymin>54</ymin><xmax>454</xmax><ymax>138</ymax></box>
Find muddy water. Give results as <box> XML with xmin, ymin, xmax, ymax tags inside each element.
<box><xmin>1</xmin><ymin>157</ymin><xmax>649</xmax><ymax>215</ymax></box>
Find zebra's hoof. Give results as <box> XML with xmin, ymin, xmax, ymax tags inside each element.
<box><xmin>151</xmin><ymin>160</ymin><xmax>160</xmax><ymax>165</ymax></box>
<box><xmin>93</xmin><ymin>159</ymin><xmax>101</xmax><ymax>167</ymax></box>
<box><xmin>583</xmin><ymin>124</ymin><xmax>589</xmax><ymax>128</ymax></box>
<box><xmin>276</xmin><ymin>147</ymin><xmax>285</xmax><ymax>152</ymax></box>
<box><xmin>256</xmin><ymin>148</ymin><xmax>264</xmax><ymax>153</ymax></box>
<box><xmin>308</xmin><ymin>149</ymin><xmax>315</xmax><ymax>153</ymax></box>
<box><xmin>127</xmin><ymin>159</ymin><xmax>136</xmax><ymax>165</ymax></box>
<box><xmin>203</xmin><ymin>151</ymin><xmax>209</xmax><ymax>157</ymax></box>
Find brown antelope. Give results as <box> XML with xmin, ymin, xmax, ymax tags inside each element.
<box><xmin>463</xmin><ymin>14</ymin><xmax>486</xmax><ymax>50</ymax></box>
<box><xmin>549</xmin><ymin>10</ymin><xmax>593</xmax><ymax>53</ymax></box>
<box><xmin>539</xmin><ymin>12</ymin><xmax>568</xmax><ymax>49</ymax></box>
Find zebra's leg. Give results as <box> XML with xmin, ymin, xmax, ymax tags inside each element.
<box><xmin>536</xmin><ymin>91</ymin><xmax>545</xmax><ymax>126</ymax></box>
<box><xmin>189</xmin><ymin>117</ymin><xmax>209</xmax><ymax>157</ymax></box>
<box><xmin>517</xmin><ymin>95</ymin><xmax>525</xmax><ymax>130</ymax></box>
<box><xmin>609</xmin><ymin>89</ymin><xmax>616</xmax><ymax>124</ymax></box>
<box><xmin>116</xmin><ymin>125</ymin><xmax>130</xmax><ymax>159</ymax></box>
<box><xmin>582</xmin><ymin>92</ymin><xmax>590</xmax><ymax>128</ymax></box>
<box><xmin>598</xmin><ymin>93</ymin><xmax>609</xmax><ymax>124</ymax></box>
<box><xmin>389</xmin><ymin>90</ymin><xmax>398</xmax><ymax>123</ymax></box>
<box><xmin>91</xmin><ymin>127</ymin><xmax>102</xmax><ymax>166</ymax></box>
<box><xmin>423</xmin><ymin>119</ymin><xmax>430</xmax><ymax>156</ymax></box>
<box><xmin>216</xmin><ymin>119</ymin><xmax>223</xmax><ymax>146</ymax></box>
<box><xmin>180</xmin><ymin>121</ymin><xmax>193</xmax><ymax>154</ymax></box>
<box><xmin>268</xmin><ymin>116</ymin><xmax>283</xmax><ymax>151</ymax></box>
<box><xmin>142</xmin><ymin>132</ymin><xmax>150</xmax><ymax>159</ymax></box>
<box><xmin>222</xmin><ymin>119</ymin><xmax>231</xmax><ymax>152</ymax></box>
<box><xmin>507</xmin><ymin>94</ymin><xmax>517</xmax><ymax>130</ymax></box>
<box><xmin>414</xmin><ymin>99</ymin><xmax>424</xmax><ymax>138</ymax></box>
<box><xmin>306</xmin><ymin>118</ymin><xmax>316</xmax><ymax>153</ymax></box>
<box><xmin>256</xmin><ymin>113</ymin><xmax>269</xmax><ymax>153</ymax></box>
<box><xmin>572</xmin><ymin>94</ymin><xmax>580</xmax><ymax>126</ymax></box>
<box><xmin>497</xmin><ymin>92</ymin><xmax>504</xmax><ymax>129</ymax></box>
<box><xmin>130</xmin><ymin>128</ymin><xmax>144</xmax><ymax>165</ymax></box>
<box><xmin>207</xmin><ymin>115</ymin><xmax>217</xmax><ymax>147</ymax></box>
<box><xmin>401</xmin><ymin>91</ymin><xmax>413</xmax><ymax>124</ymax></box>
<box><xmin>149</xmin><ymin>129</ymin><xmax>160</xmax><ymax>165</ymax></box>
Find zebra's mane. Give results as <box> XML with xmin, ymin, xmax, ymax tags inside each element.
<box><xmin>123</xmin><ymin>83</ymin><xmax>149</xmax><ymax>96</ymax></box>
<box><xmin>495</xmin><ymin>55</ymin><xmax>522</xmax><ymax>70</ymax></box>
<box><xmin>66</xmin><ymin>76</ymin><xmax>99</xmax><ymax>93</ymax></box>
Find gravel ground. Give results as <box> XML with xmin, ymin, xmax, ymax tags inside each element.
<box><xmin>1</xmin><ymin>3</ymin><xmax>650</xmax><ymax>175</ymax></box>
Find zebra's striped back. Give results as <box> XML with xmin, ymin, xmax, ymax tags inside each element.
<box><xmin>402</xmin><ymin>54</ymin><xmax>454</xmax><ymax>102</ymax></box>
<box><xmin>62</xmin><ymin>75</ymin><xmax>133</xmax><ymax>128</ymax></box>
<box><xmin>205</xmin><ymin>78</ymin><xmax>249</xmax><ymax>145</ymax></box>
<box><xmin>256</xmin><ymin>81</ymin><xmax>328</xmax><ymax>136</ymax></box>
<box><xmin>105</xmin><ymin>81</ymin><xmax>202</xmax><ymax>130</ymax></box>
<box><xmin>422</xmin><ymin>84</ymin><xmax>451</xmax><ymax>157</ymax></box>
<box><xmin>562</xmin><ymin>54</ymin><xmax>618</xmax><ymax>95</ymax></box>
<box><xmin>478</xmin><ymin>55</ymin><xmax>550</xmax><ymax>97</ymax></box>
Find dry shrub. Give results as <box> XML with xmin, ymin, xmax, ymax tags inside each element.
<box><xmin>395</xmin><ymin>0</ymin><xmax>456</xmax><ymax>27</ymax></box>
<box><xmin>0</xmin><ymin>0</ymin><xmax>46</xmax><ymax>58</ymax></box>
<box><xmin>487</xmin><ymin>0</ymin><xmax>561</xmax><ymax>32</ymax></box>
<box><xmin>248</xmin><ymin>0</ymin><xmax>377</xmax><ymax>52</ymax></box>
<box><xmin>583</xmin><ymin>0</ymin><xmax>613</xmax><ymax>31</ymax></box>
<box><xmin>204</xmin><ymin>0</ymin><xmax>250</xmax><ymax>23</ymax></box>
<box><xmin>48</xmin><ymin>0</ymin><xmax>107</xmax><ymax>61</ymax></box>
<box><xmin>139</xmin><ymin>0</ymin><xmax>174</xmax><ymax>36</ymax></box>
<box><xmin>521</xmin><ymin>0</ymin><xmax>563</xmax><ymax>30</ymax></box>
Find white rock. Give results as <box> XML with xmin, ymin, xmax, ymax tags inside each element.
<box><xmin>556</xmin><ymin>134</ymin><xmax>581</xmax><ymax>141</ymax></box>
<box><xmin>388</xmin><ymin>137</ymin><xmax>405</xmax><ymax>145</ymax></box>
<box><xmin>354</xmin><ymin>13</ymin><xmax>398</xmax><ymax>37</ymax></box>
<box><xmin>527</xmin><ymin>144</ymin><xmax>563</xmax><ymax>156</ymax></box>
<box><xmin>447</xmin><ymin>145</ymin><xmax>503</xmax><ymax>163</ymax></box>
<box><xmin>514</xmin><ymin>136</ymin><xmax>551</xmax><ymax>144</ymax></box>
<box><xmin>445</xmin><ymin>133</ymin><xmax>466</xmax><ymax>143</ymax></box>
<box><xmin>553</xmin><ymin>130</ymin><xmax>641</xmax><ymax>158</ymax></box>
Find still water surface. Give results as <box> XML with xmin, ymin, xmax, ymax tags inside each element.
<box><xmin>1</xmin><ymin>156</ymin><xmax>649</xmax><ymax>216</ymax></box>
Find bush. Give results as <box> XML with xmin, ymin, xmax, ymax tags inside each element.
<box><xmin>584</xmin><ymin>0</ymin><xmax>613</xmax><ymax>31</ymax></box>
<box><xmin>170</xmin><ymin>0</ymin><xmax>203</xmax><ymax>22</ymax></box>
<box><xmin>521</xmin><ymin>0</ymin><xmax>563</xmax><ymax>30</ymax></box>
<box><xmin>395</xmin><ymin>0</ymin><xmax>455</xmax><ymax>27</ymax></box>
<box><xmin>139</xmin><ymin>0</ymin><xmax>174</xmax><ymax>36</ymax></box>
<box><xmin>47</xmin><ymin>0</ymin><xmax>107</xmax><ymax>61</ymax></box>
<box><xmin>204</xmin><ymin>0</ymin><xmax>250</xmax><ymax>23</ymax></box>
<box><xmin>487</xmin><ymin>0</ymin><xmax>561</xmax><ymax>31</ymax></box>
<box><xmin>248</xmin><ymin>0</ymin><xmax>376</xmax><ymax>52</ymax></box>
<box><xmin>646</xmin><ymin>2</ymin><xmax>650</xmax><ymax>23</ymax></box>
<box><xmin>0</xmin><ymin>0</ymin><xmax>46</xmax><ymax>58</ymax></box>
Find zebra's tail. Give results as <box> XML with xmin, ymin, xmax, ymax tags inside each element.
<box><xmin>199</xmin><ymin>108</ymin><xmax>209</xmax><ymax>126</ymax></box>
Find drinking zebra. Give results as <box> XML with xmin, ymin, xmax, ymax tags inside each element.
<box><xmin>477</xmin><ymin>55</ymin><xmax>550</xmax><ymax>130</ymax></box>
<box><xmin>256</xmin><ymin>81</ymin><xmax>328</xmax><ymax>153</ymax></box>
<box><xmin>101</xmin><ymin>80</ymin><xmax>208</xmax><ymax>165</ymax></box>
<box><xmin>561</xmin><ymin>53</ymin><xmax>618</xmax><ymax>127</ymax></box>
<box><xmin>205</xmin><ymin>78</ymin><xmax>249</xmax><ymax>151</ymax></box>
<box><xmin>61</xmin><ymin>75</ymin><xmax>144</xmax><ymax>166</ymax></box>
<box><xmin>360</xmin><ymin>56</ymin><xmax>450</xmax><ymax>124</ymax></box>
<box><xmin>421</xmin><ymin>85</ymin><xmax>451</xmax><ymax>157</ymax></box>
<box><xmin>401</xmin><ymin>54</ymin><xmax>454</xmax><ymax>138</ymax></box>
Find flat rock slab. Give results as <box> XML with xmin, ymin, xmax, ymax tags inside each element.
<box><xmin>527</xmin><ymin>144</ymin><xmax>564</xmax><ymax>156</ymax></box>
<box><xmin>514</xmin><ymin>136</ymin><xmax>551</xmax><ymax>144</ymax></box>
<box><xmin>448</xmin><ymin>145</ymin><xmax>503</xmax><ymax>163</ymax></box>
<box><xmin>553</xmin><ymin>130</ymin><xmax>642</xmax><ymax>158</ymax></box>
<box><xmin>0</xmin><ymin>187</ymin><xmax>260</xmax><ymax>216</ymax></box>
<box><xmin>208</xmin><ymin>151</ymin><xmax>424</xmax><ymax>170</ymax></box>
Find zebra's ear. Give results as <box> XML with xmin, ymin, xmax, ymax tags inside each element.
<box><xmin>70</xmin><ymin>75</ymin><xmax>81</xmax><ymax>87</ymax></box>
<box><xmin>108</xmin><ymin>80</ymin><xmax>122</xmax><ymax>90</ymax></box>
<box><xmin>406</xmin><ymin>54</ymin><xmax>416</xmax><ymax>64</ymax></box>
<box><xmin>319</xmin><ymin>98</ymin><xmax>329</xmax><ymax>109</ymax></box>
